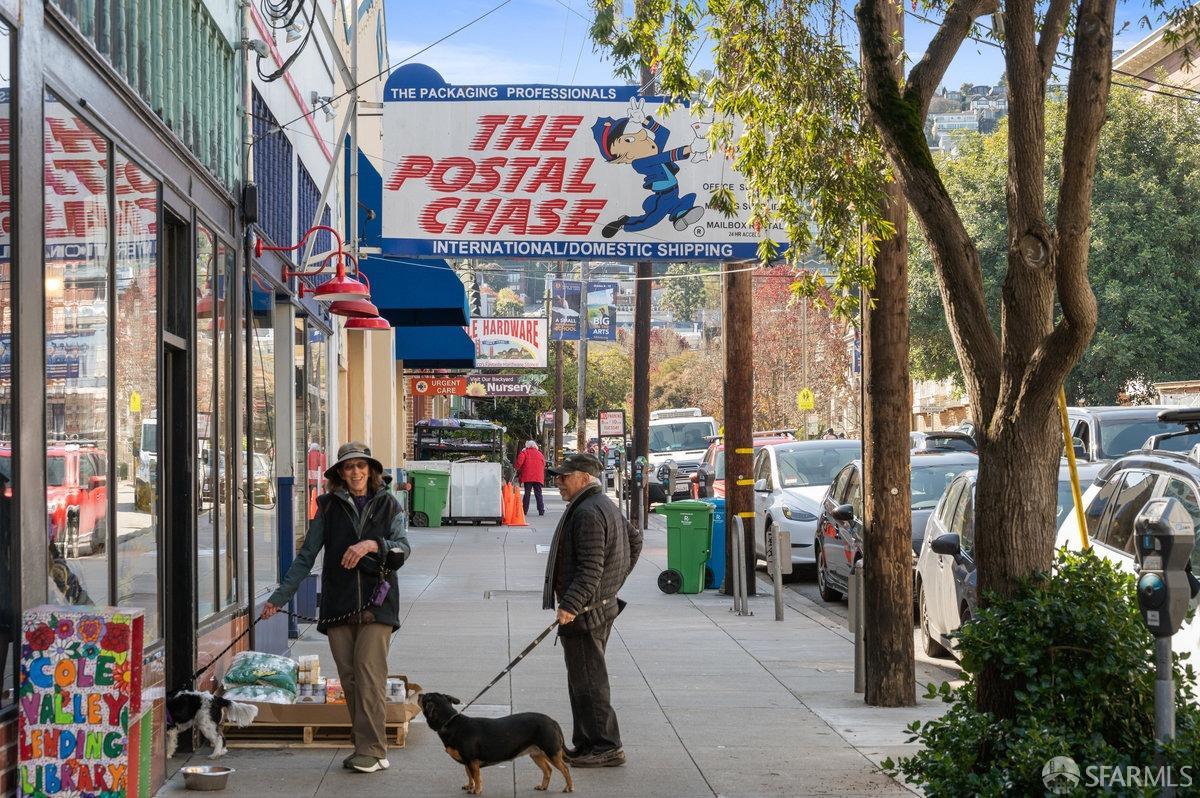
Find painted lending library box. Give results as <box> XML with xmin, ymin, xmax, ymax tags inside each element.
<box><xmin>19</xmin><ymin>606</ymin><xmax>145</xmax><ymax>796</ymax></box>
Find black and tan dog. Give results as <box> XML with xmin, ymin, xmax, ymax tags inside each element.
<box><xmin>418</xmin><ymin>692</ymin><xmax>574</xmax><ymax>795</ymax></box>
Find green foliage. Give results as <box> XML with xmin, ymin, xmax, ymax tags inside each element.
<box><xmin>589</xmin><ymin>0</ymin><xmax>892</xmax><ymax>318</ymax></box>
<box><xmin>908</xmin><ymin>88</ymin><xmax>1200</xmax><ymax>402</ymax></box>
<box><xmin>659</xmin><ymin>263</ymin><xmax>710</xmax><ymax>322</ymax></box>
<box><xmin>886</xmin><ymin>550</ymin><xmax>1200</xmax><ymax>797</ymax></box>
<box><xmin>494</xmin><ymin>287</ymin><xmax>525</xmax><ymax>318</ymax></box>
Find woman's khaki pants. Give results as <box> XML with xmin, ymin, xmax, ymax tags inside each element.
<box><xmin>327</xmin><ymin>622</ymin><xmax>392</xmax><ymax>758</ymax></box>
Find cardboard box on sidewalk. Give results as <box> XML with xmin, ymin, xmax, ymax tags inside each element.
<box><xmin>225</xmin><ymin>676</ymin><xmax>421</xmax><ymax>749</ymax></box>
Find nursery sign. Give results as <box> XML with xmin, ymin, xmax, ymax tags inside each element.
<box><xmin>19</xmin><ymin>606</ymin><xmax>145</xmax><ymax>796</ymax></box>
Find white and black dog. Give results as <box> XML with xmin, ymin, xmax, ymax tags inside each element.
<box><xmin>165</xmin><ymin>691</ymin><xmax>258</xmax><ymax>759</ymax></box>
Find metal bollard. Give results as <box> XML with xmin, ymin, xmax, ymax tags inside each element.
<box><xmin>730</xmin><ymin>516</ymin><xmax>752</xmax><ymax>616</ymax></box>
<box><xmin>771</xmin><ymin>524</ymin><xmax>784</xmax><ymax>621</ymax></box>
<box><xmin>848</xmin><ymin>564</ymin><xmax>865</xmax><ymax>693</ymax></box>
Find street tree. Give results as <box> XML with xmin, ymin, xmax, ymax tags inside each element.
<box><xmin>591</xmin><ymin>0</ymin><xmax>1200</xmax><ymax>718</ymax></box>
<box><xmin>910</xmin><ymin>87</ymin><xmax>1200</xmax><ymax>404</ymax></box>
<box><xmin>494</xmin><ymin>287</ymin><xmax>524</xmax><ymax>317</ymax></box>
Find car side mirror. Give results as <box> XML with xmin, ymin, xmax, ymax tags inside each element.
<box><xmin>831</xmin><ymin>503</ymin><xmax>854</xmax><ymax>522</ymax></box>
<box><xmin>931</xmin><ymin>533</ymin><xmax>962</xmax><ymax>557</ymax></box>
<box><xmin>753</xmin><ymin>478</ymin><xmax>769</xmax><ymax>493</ymax></box>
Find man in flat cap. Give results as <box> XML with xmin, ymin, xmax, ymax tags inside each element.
<box><xmin>542</xmin><ymin>453</ymin><xmax>642</xmax><ymax>767</ymax></box>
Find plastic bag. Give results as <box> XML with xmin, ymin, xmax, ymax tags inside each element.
<box><xmin>223</xmin><ymin>684</ymin><xmax>296</xmax><ymax>704</ymax></box>
<box><xmin>222</xmin><ymin>651</ymin><xmax>299</xmax><ymax>697</ymax></box>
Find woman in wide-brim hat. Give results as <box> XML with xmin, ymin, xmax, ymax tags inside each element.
<box><xmin>263</xmin><ymin>441</ymin><xmax>410</xmax><ymax>774</ymax></box>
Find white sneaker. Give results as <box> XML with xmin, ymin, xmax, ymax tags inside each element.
<box><xmin>349</xmin><ymin>755</ymin><xmax>388</xmax><ymax>773</ymax></box>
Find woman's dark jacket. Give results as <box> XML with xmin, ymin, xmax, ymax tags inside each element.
<box><xmin>269</xmin><ymin>487</ymin><xmax>411</xmax><ymax>634</ymax></box>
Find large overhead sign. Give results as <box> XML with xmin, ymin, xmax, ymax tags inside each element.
<box><xmin>381</xmin><ymin>64</ymin><xmax>786</xmax><ymax>262</ymax></box>
<box><xmin>469</xmin><ymin>318</ymin><xmax>549</xmax><ymax>368</ymax></box>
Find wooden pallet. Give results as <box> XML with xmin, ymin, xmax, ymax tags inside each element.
<box><xmin>224</xmin><ymin>719</ymin><xmax>409</xmax><ymax>749</ymax></box>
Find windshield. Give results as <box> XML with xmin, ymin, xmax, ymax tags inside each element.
<box><xmin>911</xmin><ymin>464</ymin><xmax>964</xmax><ymax>510</ymax></box>
<box><xmin>650</xmin><ymin>421</ymin><xmax>713</xmax><ymax>453</ymax></box>
<box><xmin>776</xmin><ymin>446</ymin><xmax>859</xmax><ymax>488</ymax></box>
<box><xmin>47</xmin><ymin>456</ymin><xmax>66</xmax><ymax>487</ymax></box>
<box><xmin>923</xmin><ymin>435</ymin><xmax>974</xmax><ymax>452</ymax></box>
<box><xmin>1098</xmin><ymin>419</ymin><xmax>1200</xmax><ymax>457</ymax></box>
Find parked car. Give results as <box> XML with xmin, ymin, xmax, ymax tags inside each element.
<box><xmin>691</xmin><ymin>431</ymin><xmax>795</xmax><ymax>499</ymax></box>
<box><xmin>1056</xmin><ymin>430</ymin><xmax>1200</xmax><ymax>660</ymax></box>
<box><xmin>1066</xmin><ymin>405</ymin><xmax>1200</xmax><ymax>462</ymax></box>
<box><xmin>912</xmin><ymin>429</ymin><xmax>977</xmax><ymax>453</ymax></box>
<box><xmin>917</xmin><ymin>460</ymin><xmax>1104</xmax><ymax>658</ymax></box>
<box><xmin>815</xmin><ymin>450</ymin><xmax>978</xmax><ymax>604</ymax></box>
<box><xmin>647</xmin><ymin>408</ymin><xmax>718</xmax><ymax>501</ymax></box>
<box><xmin>37</xmin><ymin>445</ymin><xmax>108</xmax><ymax>557</ymax></box>
<box><xmin>752</xmin><ymin>439</ymin><xmax>860</xmax><ymax>576</ymax></box>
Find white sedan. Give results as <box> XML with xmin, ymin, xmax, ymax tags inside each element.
<box><xmin>752</xmin><ymin>440</ymin><xmax>860</xmax><ymax>577</ymax></box>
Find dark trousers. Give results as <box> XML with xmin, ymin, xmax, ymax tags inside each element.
<box><xmin>561</xmin><ymin>621</ymin><xmax>621</xmax><ymax>753</ymax></box>
<box><xmin>523</xmin><ymin>482</ymin><xmax>545</xmax><ymax>515</ymax></box>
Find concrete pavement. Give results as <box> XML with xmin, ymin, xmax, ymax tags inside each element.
<box><xmin>158</xmin><ymin>490</ymin><xmax>953</xmax><ymax>797</ymax></box>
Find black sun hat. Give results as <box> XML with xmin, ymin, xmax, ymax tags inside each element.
<box><xmin>324</xmin><ymin>441</ymin><xmax>384</xmax><ymax>481</ymax></box>
<box><xmin>547</xmin><ymin>452</ymin><xmax>604</xmax><ymax>477</ymax></box>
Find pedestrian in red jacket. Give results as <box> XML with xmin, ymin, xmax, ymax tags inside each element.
<box><xmin>514</xmin><ymin>440</ymin><xmax>547</xmax><ymax>516</ymax></box>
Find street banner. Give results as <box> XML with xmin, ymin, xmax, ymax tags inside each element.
<box><xmin>599</xmin><ymin>410</ymin><xmax>625</xmax><ymax>437</ymax></box>
<box><xmin>587</xmin><ymin>280</ymin><xmax>618</xmax><ymax>341</ymax></box>
<box><xmin>469</xmin><ymin>318</ymin><xmax>549</xmax><ymax>368</ymax></box>
<box><xmin>410</xmin><ymin>376</ymin><xmax>468</xmax><ymax>396</ymax></box>
<box><xmin>380</xmin><ymin>64</ymin><xmax>788</xmax><ymax>262</ymax></box>
<box><xmin>465</xmin><ymin>373</ymin><xmax>548</xmax><ymax>397</ymax></box>
<box><xmin>549</xmin><ymin>279</ymin><xmax>582</xmax><ymax>340</ymax></box>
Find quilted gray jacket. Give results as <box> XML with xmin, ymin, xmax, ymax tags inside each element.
<box><xmin>542</xmin><ymin>484</ymin><xmax>642</xmax><ymax>631</ymax></box>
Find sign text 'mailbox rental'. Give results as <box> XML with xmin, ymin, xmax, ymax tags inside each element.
<box><xmin>381</xmin><ymin>65</ymin><xmax>787</xmax><ymax>262</ymax></box>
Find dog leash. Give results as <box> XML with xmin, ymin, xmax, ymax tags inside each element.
<box><xmin>458</xmin><ymin>598</ymin><xmax>612</xmax><ymax>712</ymax></box>
<box><xmin>188</xmin><ymin>570</ymin><xmax>392</xmax><ymax>683</ymax></box>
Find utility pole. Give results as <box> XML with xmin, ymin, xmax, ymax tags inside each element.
<box><xmin>576</xmin><ymin>261</ymin><xmax>589</xmax><ymax>452</ymax></box>
<box><xmin>861</xmin><ymin>0</ymin><xmax>915</xmax><ymax>708</ymax></box>
<box><xmin>554</xmin><ymin>262</ymin><xmax>564</xmax><ymax>463</ymax></box>
<box><xmin>631</xmin><ymin>50</ymin><xmax>653</xmax><ymax>529</ymax></box>
<box><xmin>723</xmin><ymin>262</ymin><xmax>755</xmax><ymax>596</ymax></box>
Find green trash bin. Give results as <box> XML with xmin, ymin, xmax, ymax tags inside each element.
<box><xmin>409</xmin><ymin>469</ymin><xmax>450</xmax><ymax>527</ymax></box>
<box><xmin>653</xmin><ymin>500</ymin><xmax>715</xmax><ymax>594</ymax></box>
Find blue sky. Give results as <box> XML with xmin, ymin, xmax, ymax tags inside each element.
<box><xmin>384</xmin><ymin>0</ymin><xmax>1163</xmax><ymax>89</ymax></box>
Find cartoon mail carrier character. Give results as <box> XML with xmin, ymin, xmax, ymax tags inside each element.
<box><xmin>592</xmin><ymin>98</ymin><xmax>711</xmax><ymax>238</ymax></box>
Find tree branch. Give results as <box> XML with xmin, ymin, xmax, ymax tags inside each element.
<box><xmin>1020</xmin><ymin>0</ymin><xmax>1114</xmax><ymax>412</ymax></box>
<box><xmin>857</xmin><ymin>0</ymin><xmax>1003</xmax><ymax>424</ymax></box>
<box><xmin>1037</xmin><ymin>0</ymin><xmax>1073</xmax><ymax>83</ymax></box>
<box><xmin>905</xmin><ymin>0</ymin><xmax>1000</xmax><ymax>115</ymax></box>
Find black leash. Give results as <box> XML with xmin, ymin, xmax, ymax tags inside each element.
<box><xmin>459</xmin><ymin>598</ymin><xmax>612</xmax><ymax>712</ymax></box>
<box><xmin>189</xmin><ymin>570</ymin><xmax>392</xmax><ymax>683</ymax></box>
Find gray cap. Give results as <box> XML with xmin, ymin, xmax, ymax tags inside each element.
<box><xmin>324</xmin><ymin>441</ymin><xmax>383</xmax><ymax>480</ymax></box>
<box><xmin>547</xmin><ymin>452</ymin><xmax>603</xmax><ymax>477</ymax></box>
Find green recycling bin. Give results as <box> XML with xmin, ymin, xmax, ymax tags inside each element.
<box><xmin>409</xmin><ymin>469</ymin><xmax>450</xmax><ymax>527</ymax></box>
<box><xmin>653</xmin><ymin>500</ymin><xmax>715</xmax><ymax>594</ymax></box>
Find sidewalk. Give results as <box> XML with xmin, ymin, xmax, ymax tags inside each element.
<box><xmin>158</xmin><ymin>491</ymin><xmax>953</xmax><ymax>797</ymax></box>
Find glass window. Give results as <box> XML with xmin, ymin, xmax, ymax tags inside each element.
<box><xmin>753</xmin><ymin>450</ymin><xmax>771</xmax><ymax>487</ymax></box>
<box><xmin>195</xmin><ymin>225</ymin><xmax>218</xmax><ymax>619</ymax></box>
<box><xmin>218</xmin><ymin>241</ymin><xmax>237</xmax><ymax>608</ymax></box>
<box><xmin>114</xmin><ymin>151</ymin><xmax>160</xmax><ymax>643</ymax></box>
<box><xmin>1161</xmin><ymin>478</ymin><xmax>1200</xmax><ymax>570</ymax></box>
<box><xmin>848</xmin><ymin>467</ymin><xmax>863</xmax><ymax>519</ymax></box>
<box><xmin>249</xmin><ymin>276</ymin><xmax>277</xmax><ymax>598</ymax></box>
<box><xmin>953</xmin><ymin>486</ymin><xmax>975</xmax><ymax>554</ymax></box>
<box><xmin>0</xmin><ymin>20</ymin><xmax>14</xmax><ymax>705</ymax></box>
<box><xmin>774</xmin><ymin>445</ymin><xmax>860</xmax><ymax>488</ymax></box>
<box><xmin>294</xmin><ymin>319</ymin><xmax>307</xmax><ymax>549</ymax></box>
<box><xmin>911</xmin><ymin>463</ymin><xmax>966</xmax><ymax>511</ymax></box>
<box><xmin>938</xmin><ymin>479</ymin><xmax>966</xmax><ymax>526</ymax></box>
<box><xmin>714</xmin><ymin>450</ymin><xmax>725</xmax><ymax>481</ymax></box>
<box><xmin>44</xmin><ymin>91</ymin><xmax>110</xmax><ymax>607</ymax></box>
<box><xmin>1098</xmin><ymin>418</ymin><xmax>1200</xmax><ymax>458</ymax></box>
<box><xmin>1099</xmin><ymin>470</ymin><xmax>1158</xmax><ymax>555</ymax></box>
<box><xmin>649</xmin><ymin>421</ymin><xmax>714</xmax><ymax>453</ymax></box>
<box><xmin>830</xmin><ymin>466</ymin><xmax>851</xmax><ymax>505</ymax></box>
<box><xmin>306</xmin><ymin>327</ymin><xmax>327</xmax><ymax>529</ymax></box>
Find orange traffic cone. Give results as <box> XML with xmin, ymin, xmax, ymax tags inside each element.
<box><xmin>511</xmin><ymin>487</ymin><xmax>527</xmax><ymax>526</ymax></box>
<box><xmin>501</xmin><ymin>484</ymin><xmax>513</xmax><ymax>524</ymax></box>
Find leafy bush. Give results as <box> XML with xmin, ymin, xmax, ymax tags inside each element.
<box><xmin>884</xmin><ymin>549</ymin><xmax>1200</xmax><ymax>796</ymax></box>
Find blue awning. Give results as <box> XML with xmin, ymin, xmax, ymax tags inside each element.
<box><xmin>359</xmin><ymin>257</ymin><xmax>470</xmax><ymax>327</ymax></box>
<box><xmin>394</xmin><ymin>325</ymin><xmax>476</xmax><ymax>370</ymax></box>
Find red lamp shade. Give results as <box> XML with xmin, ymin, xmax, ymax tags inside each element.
<box><xmin>344</xmin><ymin>315</ymin><xmax>391</xmax><ymax>332</ymax></box>
<box><xmin>312</xmin><ymin>274</ymin><xmax>370</xmax><ymax>303</ymax></box>
<box><xmin>328</xmin><ymin>298</ymin><xmax>380</xmax><ymax>318</ymax></box>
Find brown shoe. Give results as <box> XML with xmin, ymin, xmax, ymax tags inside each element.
<box><xmin>570</xmin><ymin>749</ymin><xmax>625</xmax><ymax>767</ymax></box>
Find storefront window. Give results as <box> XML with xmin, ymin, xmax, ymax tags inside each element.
<box><xmin>44</xmin><ymin>91</ymin><xmax>110</xmax><ymax>607</ymax></box>
<box><xmin>306</xmin><ymin>327</ymin><xmax>328</xmax><ymax>527</ymax></box>
<box><xmin>196</xmin><ymin>225</ymin><xmax>218</xmax><ymax>619</ymax></box>
<box><xmin>219</xmin><ymin>242</ymin><xmax>236</xmax><ymax>608</ymax></box>
<box><xmin>0</xmin><ymin>21</ymin><xmax>15</xmax><ymax>704</ymax></box>
<box><xmin>294</xmin><ymin>319</ymin><xmax>307</xmax><ymax>549</ymax></box>
<box><xmin>250</xmin><ymin>275</ymin><xmax>277</xmax><ymax>598</ymax></box>
<box><xmin>114</xmin><ymin>150</ymin><xmax>160</xmax><ymax>643</ymax></box>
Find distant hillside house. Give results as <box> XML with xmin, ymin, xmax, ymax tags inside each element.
<box><xmin>1113</xmin><ymin>17</ymin><xmax>1200</xmax><ymax>92</ymax></box>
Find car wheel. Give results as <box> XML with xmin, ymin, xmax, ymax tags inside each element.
<box><xmin>66</xmin><ymin>513</ymin><xmax>81</xmax><ymax>559</ymax></box>
<box><xmin>919</xmin><ymin>584</ymin><xmax>949</xmax><ymax>658</ymax></box>
<box><xmin>816</xmin><ymin>542</ymin><xmax>844</xmax><ymax>602</ymax></box>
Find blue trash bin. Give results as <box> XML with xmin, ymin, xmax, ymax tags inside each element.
<box><xmin>703</xmin><ymin>497</ymin><xmax>726</xmax><ymax>590</ymax></box>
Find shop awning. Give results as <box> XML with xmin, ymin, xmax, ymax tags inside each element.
<box><xmin>359</xmin><ymin>257</ymin><xmax>470</xmax><ymax>327</ymax></box>
<box><xmin>394</xmin><ymin>325</ymin><xmax>476</xmax><ymax>370</ymax></box>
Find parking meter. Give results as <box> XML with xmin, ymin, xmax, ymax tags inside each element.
<box><xmin>658</xmin><ymin>460</ymin><xmax>677</xmax><ymax>503</ymax></box>
<box><xmin>1134</xmin><ymin>498</ymin><xmax>1198</xmax><ymax>637</ymax></box>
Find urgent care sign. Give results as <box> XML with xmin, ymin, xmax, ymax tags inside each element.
<box><xmin>381</xmin><ymin>64</ymin><xmax>786</xmax><ymax>262</ymax></box>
